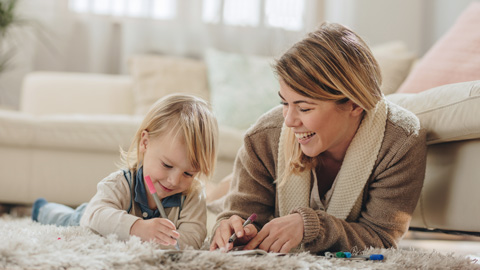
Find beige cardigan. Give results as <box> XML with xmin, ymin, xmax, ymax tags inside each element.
<box><xmin>215</xmin><ymin>103</ymin><xmax>427</xmax><ymax>253</ymax></box>
<box><xmin>80</xmin><ymin>170</ymin><xmax>207</xmax><ymax>249</ymax></box>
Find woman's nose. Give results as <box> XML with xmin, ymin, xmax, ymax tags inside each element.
<box><xmin>283</xmin><ymin>108</ymin><xmax>300</xmax><ymax>127</ymax></box>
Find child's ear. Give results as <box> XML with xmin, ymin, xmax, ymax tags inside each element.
<box><xmin>139</xmin><ymin>130</ymin><xmax>149</xmax><ymax>152</ymax></box>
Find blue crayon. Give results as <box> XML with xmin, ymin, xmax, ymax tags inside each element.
<box><xmin>351</xmin><ymin>254</ymin><xmax>384</xmax><ymax>261</ymax></box>
<box><xmin>325</xmin><ymin>252</ymin><xmax>384</xmax><ymax>261</ymax></box>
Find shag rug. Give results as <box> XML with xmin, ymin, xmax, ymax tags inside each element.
<box><xmin>1</xmin><ymin>216</ymin><xmax>478</xmax><ymax>270</ymax></box>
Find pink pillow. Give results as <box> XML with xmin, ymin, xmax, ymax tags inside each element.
<box><xmin>397</xmin><ymin>2</ymin><xmax>480</xmax><ymax>93</ymax></box>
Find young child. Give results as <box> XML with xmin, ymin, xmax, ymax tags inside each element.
<box><xmin>32</xmin><ymin>94</ymin><xmax>218</xmax><ymax>250</ymax></box>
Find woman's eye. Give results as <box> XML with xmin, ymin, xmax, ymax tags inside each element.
<box><xmin>299</xmin><ymin>108</ymin><xmax>311</xmax><ymax>112</ymax></box>
<box><xmin>162</xmin><ymin>162</ymin><xmax>173</xmax><ymax>169</ymax></box>
<box><xmin>280</xmin><ymin>101</ymin><xmax>288</xmax><ymax>106</ymax></box>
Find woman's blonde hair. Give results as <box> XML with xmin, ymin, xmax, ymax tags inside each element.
<box><xmin>120</xmin><ymin>94</ymin><xmax>218</xmax><ymax>183</ymax></box>
<box><xmin>275</xmin><ymin>22</ymin><xmax>382</xmax><ymax>174</ymax></box>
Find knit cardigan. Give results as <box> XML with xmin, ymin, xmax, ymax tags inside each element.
<box><xmin>215</xmin><ymin>101</ymin><xmax>427</xmax><ymax>253</ymax></box>
<box><xmin>277</xmin><ymin>98</ymin><xmax>387</xmax><ymax>221</ymax></box>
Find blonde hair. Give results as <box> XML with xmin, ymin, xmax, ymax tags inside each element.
<box><xmin>120</xmin><ymin>94</ymin><xmax>218</xmax><ymax>184</ymax></box>
<box><xmin>275</xmin><ymin>22</ymin><xmax>382</xmax><ymax>174</ymax></box>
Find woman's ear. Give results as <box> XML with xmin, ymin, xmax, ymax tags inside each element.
<box><xmin>349</xmin><ymin>101</ymin><xmax>364</xmax><ymax>117</ymax></box>
<box><xmin>139</xmin><ymin>130</ymin><xmax>149</xmax><ymax>153</ymax></box>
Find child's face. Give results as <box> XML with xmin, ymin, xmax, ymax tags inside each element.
<box><xmin>139</xmin><ymin>130</ymin><xmax>198</xmax><ymax>200</ymax></box>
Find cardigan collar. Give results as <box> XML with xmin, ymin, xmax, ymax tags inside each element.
<box><xmin>276</xmin><ymin>97</ymin><xmax>388</xmax><ymax>220</ymax></box>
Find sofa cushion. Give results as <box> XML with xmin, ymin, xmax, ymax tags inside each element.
<box><xmin>370</xmin><ymin>41</ymin><xmax>416</xmax><ymax>95</ymax></box>
<box><xmin>129</xmin><ymin>54</ymin><xmax>210</xmax><ymax>115</ymax></box>
<box><xmin>386</xmin><ymin>80</ymin><xmax>480</xmax><ymax>145</ymax></box>
<box><xmin>20</xmin><ymin>72</ymin><xmax>134</xmax><ymax>115</ymax></box>
<box><xmin>205</xmin><ymin>48</ymin><xmax>279</xmax><ymax>130</ymax></box>
<box><xmin>397</xmin><ymin>2</ymin><xmax>480</xmax><ymax>93</ymax></box>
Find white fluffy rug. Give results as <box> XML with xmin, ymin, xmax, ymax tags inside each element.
<box><xmin>1</xmin><ymin>216</ymin><xmax>478</xmax><ymax>270</ymax></box>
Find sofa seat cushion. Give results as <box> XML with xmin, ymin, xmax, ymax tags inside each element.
<box><xmin>387</xmin><ymin>80</ymin><xmax>480</xmax><ymax>145</ymax></box>
<box><xmin>0</xmin><ymin>110</ymin><xmax>141</xmax><ymax>152</ymax></box>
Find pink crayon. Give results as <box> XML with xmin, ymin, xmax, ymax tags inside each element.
<box><xmin>145</xmin><ymin>175</ymin><xmax>168</xmax><ymax>218</ymax></box>
<box><xmin>145</xmin><ymin>175</ymin><xmax>180</xmax><ymax>250</ymax></box>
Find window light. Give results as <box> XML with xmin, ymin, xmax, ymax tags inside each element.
<box><xmin>223</xmin><ymin>0</ymin><xmax>260</xmax><ymax>27</ymax></box>
<box><xmin>265</xmin><ymin>0</ymin><xmax>304</xmax><ymax>31</ymax></box>
<box><xmin>68</xmin><ymin>0</ymin><xmax>176</xmax><ymax>20</ymax></box>
<box><xmin>202</xmin><ymin>0</ymin><xmax>221</xmax><ymax>24</ymax></box>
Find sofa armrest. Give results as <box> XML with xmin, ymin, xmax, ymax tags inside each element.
<box><xmin>20</xmin><ymin>71</ymin><xmax>134</xmax><ymax>115</ymax></box>
<box><xmin>0</xmin><ymin>109</ymin><xmax>141</xmax><ymax>152</ymax></box>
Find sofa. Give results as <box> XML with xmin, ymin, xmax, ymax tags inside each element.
<box><xmin>1</xmin><ymin>2</ymin><xmax>480</xmax><ymax>235</ymax></box>
<box><xmin>0</xmin><ymin>58</ymin><xmax>479</xmax><ymax>238</ymax></box>
<box><xmin>0</xmin><ymin>68</ymin><xmax>245</xmax><ymax>207</ymax></box>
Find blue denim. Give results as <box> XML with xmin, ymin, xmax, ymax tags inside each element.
<box><xmin>34</xmin><ymin>168</ymin><xmax>184</xmax><ymax>227</ymax></box>
<box><xmin>36</xmin><ymin>202</ymin><xmax>88</xmax><ymax>226</ymax></box>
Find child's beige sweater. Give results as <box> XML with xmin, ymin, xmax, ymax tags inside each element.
<box><xmin>81</xmin><ymin>170</ymin><xmax>207</xmax><ymax>249</ymax></box>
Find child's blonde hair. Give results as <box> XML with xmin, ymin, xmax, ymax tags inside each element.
<box><xmin>120</xmin><ymin>94</ymin><xmax>218</xmax><ymax>183</ymax></box>
<box><xmin>274</xmin><ymin>22</ymin><xmax>382</xmax><ymax>174</ymax></box>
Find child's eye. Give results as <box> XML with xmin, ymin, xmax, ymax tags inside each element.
<box><xmin>162</xmin><ymin>162</ymin><xmax>173</xmax><ymax>169</ymax></box>
<box><xmin>184</xmin><ymin>172</ymin><xmax>193</xmax><ymax>177</ymax></box>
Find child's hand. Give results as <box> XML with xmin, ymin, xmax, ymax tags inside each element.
<box><xmin>130</xmin><ymin>218</ymin><xmax>180</xmax><ymax>246</ymax></box>
<box><xmin>209</xmin><ymin>215</ymin><xmax>258</xmax><ymax>252</ymax></box>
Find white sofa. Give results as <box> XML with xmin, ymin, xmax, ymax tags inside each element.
<box><xmin>1</xmin><ymin>46</ymin><xmax>479</xmax><ymax>237</ymax></box>
<box><xmin>0</xmin><ymin>71</ymin><xmax>244</xmax><ymax>207</ymax></box>
<box><xmin>386</xmin><ymin>82</ymin><xmax>480</xmax><ymax>235</ymax></box>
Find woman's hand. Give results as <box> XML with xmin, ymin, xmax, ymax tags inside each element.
<box><xmin>243</xmin><ymin>213</ymin><xmax>304</xmax><ymax>253</ymax></box>
<box><xmin>209</xmin><ymin>215</ymin><xmax>258</xmax><ymax>251</ymax></box>
<box><xmin>130</xmin><ymin>218</ymin><xmax>180</xmax><ymax>246</ymax></box>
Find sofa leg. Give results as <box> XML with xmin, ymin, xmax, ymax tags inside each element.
<box><xmin>0</xmin><ymin>203</ymin><xmax>32</xmax><ymax>218</ymax></box>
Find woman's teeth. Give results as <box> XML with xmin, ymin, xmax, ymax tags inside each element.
<box><xmin>295</xmin><ymin>132</ymin><xmax>316</xmax><ymax>139</ymax></box>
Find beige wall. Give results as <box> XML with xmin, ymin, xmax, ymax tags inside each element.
<box><xmin>324</xmin><ymin>0</ymin><xmax>475</xmax><ymax>56</ymax></box>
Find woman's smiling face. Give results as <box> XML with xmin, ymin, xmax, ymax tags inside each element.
<box><xmin>279</xmin><ymin>80</ymin><xmax>363</xmax><ymax>160</ymax></box>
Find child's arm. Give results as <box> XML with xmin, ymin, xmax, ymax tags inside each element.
<box><xmin>174</xmin><ymin>181</ymin><xmax>208</xmax><ymax>249</ymax></box>
<box><xmin>80</xmin><ymin>171</ymin><xmax>140</xmax><ymax>240</ymax></box>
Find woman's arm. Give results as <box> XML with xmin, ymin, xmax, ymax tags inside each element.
<box><xmin>296</xmin><ymin>127</ymin><xmax>427</xmax><ymax>253</ymax></box>
<box><xmin>211</xmin><ymin>111</ymin><xmax>283</xmax><ymax>250</ymax></box>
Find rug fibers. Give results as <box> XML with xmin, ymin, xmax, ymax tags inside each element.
<box><xmin>0</xmin><ymin>216</ymin><xmax>478</xmax><ymax>270</ymax></box>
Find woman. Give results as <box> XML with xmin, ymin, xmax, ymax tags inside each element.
<box><xmin>210</xmin><ymin>22</ymin><xmax>427</xmax><ymax>254</ymax></box>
